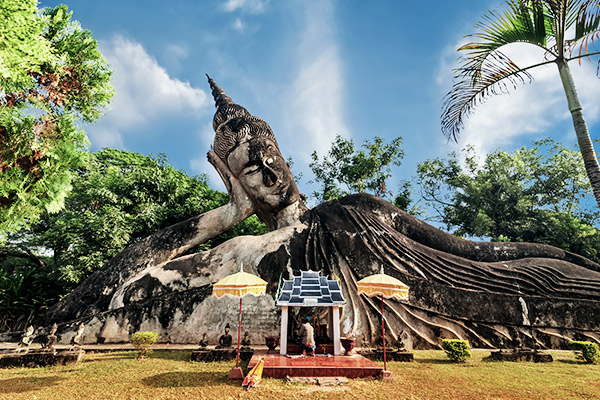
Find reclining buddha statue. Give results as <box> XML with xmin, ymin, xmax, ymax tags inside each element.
<box><xmin>45</xmin><ymin>76</ymin><xmax>600</xmax><ymax>349</ymax></box>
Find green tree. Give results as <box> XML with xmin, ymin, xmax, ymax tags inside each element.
<box><xmin>309</xmin><ymin>135</ymin><xmax>411</xmax><ymax>208</ymax></box>
<box><xmin>2</xmin><ymin>149</ymin><xmax>267</xmax><ymax>330</ymax></box>
<box><xmin>0</xmin><ymin>246</ymin><xmax>63</xmax><ymax>331</ymax></box>
<box><xmin>416</xmin><ymin>139</ymin><xmax>600</xmax><ymax>262</ymax></box>
<box><xmin>23</xmin><ymin>148</ymin><xmax>267</xmax><ymax>284</ymax></box>
<box><xmin>0</xmin><ymin>2</ymin><xmax>114</xmax><ymax>236</ymax></box>
<box><xmin>441</xmin><ymin>0</ymin><xmax>600</xmax><ymax>208</ymax></box>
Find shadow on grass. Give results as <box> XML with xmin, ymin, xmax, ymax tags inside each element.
<box><xmin>0</xmin><ymin>376</ymin><xmax>65</xmax><ymax>394</ymax></box>
<box><xmin>481</xmin><ymin>355</ymin><xmax>504</xmax><ymax>363</ymax></box>
<box><xmin>414</xmin><ymin>358</ymin><xmax>455</xmax><ymax>364</ymax></box>
<box><xmin>82</xmin><ymin>352</ymin><xmax>135</xmax><ymax>363</ymax></box>
<box><xmin>141</xmin><ymin>371</ymin><xmax>242</xmax><ymax>388</ymax></box>
<box><xmin>556</xmin><ymin>359</ymin><xmax>585</xmax><ymax>365</ymax></box>
<box><xmin>144</xmin><ymin>350</ymin><xmax>192</xmax><ymax>361</ymax></box>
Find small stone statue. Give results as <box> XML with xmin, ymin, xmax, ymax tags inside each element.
<box><xmin>15</xmin><ymin>325</ymin><xmax>35</xmax><ymax>353</ymax></box>
<box><xmin>216</xmin><ymin>323</ymin><xmax>232</xmax><ymax>349</ymax></box>
<box><xmin>375</xmin><ymin>332</ymin><xmax>387</xmax><ymax>350</ymax></box>
<box><xmin>198</xmin><ymin>333</ymin><xmax>208</xmax><ymax>348</ymax></box>
<box><xmin>394</xmin><ymin>337</ymin><xmax>406</xmax><ymax>352</ymax></box>
<box><xmin>42</xmin><ymin>323</ymin><xmax>58</xmax><ymax>351</ymax></box>
<box><xmin>513</xmin><ymin>333</ymin><xmax>523</xmax><ymax>352</ymax></box>
<box><xmin>69</xmin><ymin>323</ymin><xmax>85</xmax><ymax>351</ymax></box>
<box><xmin>240</xmin><ymin>331</ymin><xmax>251</xmax><ymax>350</ymax></box>
<box><xmin>360</xmin><ymin>335</ymin><xmax>370</xmax><ymax>349</ymax></box>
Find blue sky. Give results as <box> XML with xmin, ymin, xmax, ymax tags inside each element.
<box><xmin>39</xmin><ymin>0</ymin><xmax>600</xmax><ymax>206</ymax></box>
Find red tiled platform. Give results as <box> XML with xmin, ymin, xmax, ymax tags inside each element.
<box><xmin>247</xmin><ymin>350</ymin><xmax>383</xmax><ymax>379</ymax></box>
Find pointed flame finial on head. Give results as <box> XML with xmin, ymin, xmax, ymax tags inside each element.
<box><xmin>380</xmin><ymin>265</ymin><xmax>385</xmax><ymax>275</ymax></box>
<box><xmin>206</xmin><ymin>74</ymin><xmax>234</xmax><ymax>108</ymax></box>
<box><xmin>206</xmin><ymin>74</ymin><xmax>279</xmax><ymax>163</ymax></box>
<box><xmin>240</xmin><ymin>262</ymin><xmax>244</xmax><ymax>273</ymax></box>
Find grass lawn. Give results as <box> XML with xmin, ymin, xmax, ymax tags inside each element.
<box><xmin>0</xmin><ymin>349</ymin><xmax>599</xmax><ymax>400</ymax></box>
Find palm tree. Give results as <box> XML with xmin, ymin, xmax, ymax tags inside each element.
<box><xmin>441</xmin><ymin>0</ymin><xmax>600</xmax><ymax>207</ymax></box>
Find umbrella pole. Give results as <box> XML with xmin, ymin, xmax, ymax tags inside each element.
<box><xmin>381</xmin><ymin>295</ymin><xmax>387</xmax><ymax>371</ymax></box>
<box><xmin>237</xmin><ymin>297</ymin><xmax>242</xmax><ymax>368</ymax></box>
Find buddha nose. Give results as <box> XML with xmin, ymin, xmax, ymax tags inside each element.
<box><xmin>262</xmin><ymin>157</ymin><xmax>280</xmax><ymax>187</ymax></box>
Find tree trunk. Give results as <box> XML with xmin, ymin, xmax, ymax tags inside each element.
<box><xmin>557</xmin><ymin>59</ymin><xmax>600</xmax><ymax>208</ymax></box>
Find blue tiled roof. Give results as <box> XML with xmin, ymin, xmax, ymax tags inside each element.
<box><xmin>276</xmin><ymin>270</ymin><xmax>345</xmax><ymax>307</ymax></box>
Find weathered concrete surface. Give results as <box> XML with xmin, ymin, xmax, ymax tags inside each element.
<box><xmin>190</xmin><ymin>348</ymin><xmax>254</xmax><ymax>362</ymax></box>
<box><xmin>0</xmin><ymin>350</ymin><xmax>83</xmax><ymax>368</ymax></box>
<box><xmin>360</xmin><ymin>350</ymin><xmax>414</xmax><ymax>362</ymax></box>
<box><xmin>41</xmin><ymin>194</ymin><xmax>600</xmax><ymax>350</ymax></box>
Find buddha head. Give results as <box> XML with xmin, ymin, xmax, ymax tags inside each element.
<box><xmin>207</xmin><ymin>76</ymin><xmax>305</xmax><ymax>229</ymax></box>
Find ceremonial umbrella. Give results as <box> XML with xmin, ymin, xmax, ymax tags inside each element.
<box><xmin>212</xmin><ymin>264</ymin><xmax>267</xmax><ymax>378</ymax></box>
<box><xmin>356</xmin><ymin>266</ymin><xmax>409</xmax><ymax>373</ymax></box>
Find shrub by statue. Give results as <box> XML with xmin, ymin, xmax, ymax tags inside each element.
<box><xmin>570</xmin><ymin>341</ymin><xmax>600</xmax><ymax>364</ymax></box>
<box><xmin>130</xmin><ymin>331</ymin><xmax>158</xmax><ymax>359</ymax></box>
<box><xmin>442</xmin><ymin>339</ymin><xmax>471</xmax><ymax>362</ymax></box>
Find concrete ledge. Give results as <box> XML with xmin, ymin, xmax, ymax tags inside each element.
<box><xmin>190</xmin><ymin>348</ymin><xmax>254</xmax><ymax>362</ymax></box>
<box><xmin>360</xmin><ymin>350</ymin><xmax>414</xmax><ymax>362</ymax></box>
<box><xmin>0</xmin><ymin>350</ymin><xmax>83</xmax><ymax>368</ymax></box>
<box><xmin>490</xmin><ymin>350</ymin><xmax>553</xmax><ymax>363</ymax></box>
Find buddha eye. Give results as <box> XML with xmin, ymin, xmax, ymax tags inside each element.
<box><xmin>245</xmin><ymin>165</ymin><xmax>260</xmax><ymax>175</ymax></box>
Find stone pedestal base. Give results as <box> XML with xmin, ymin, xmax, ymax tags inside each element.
<box><xmin>360</xmin><ymin>350</ymin><xmax>414</xmax><ymax>362</ymax></box>
<box><xmin>229</xmin><ymin>366</ymin><xmax>244</xmax><ymax>380</ymax></box>
<box><xmin>0</xmin><ymin>350</ymin><xmax>84</xmax><ymax>368</ymax></box>
<box><xmin>190</xmin><ymin>348</ymin><xmax>254</xmax><ymax>362</ymax></box>
<box><xmin>490</xmin><ymin>350</ymin><xmax>553</xmax><ymax>363</ymax></box>
<box><xmin>380</xmin><ymin>370</ymin><xmax>393</xmax><ymax>380</ymax></box>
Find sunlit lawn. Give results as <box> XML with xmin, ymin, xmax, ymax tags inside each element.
<box><xmin>1</xmin><ymin>350</ymin><xmax>599</xmax><ymax>400</ymax></box>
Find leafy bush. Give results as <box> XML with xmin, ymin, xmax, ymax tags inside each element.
<box><xmin>570</xmin><ymin>341</ymin><xmax>600</xmax><ymax>364</ymax></box>
<box><xmin>442</xmin><ymin>339</ymin><xmax>471</xmax><ymax>362</ymax></box>
<box><xmin>130</xmin><ymin>331</ymin><xmax>159</xmax><ymax>359</ymax></box>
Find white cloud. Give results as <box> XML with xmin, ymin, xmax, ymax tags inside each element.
<box><xmin>88</xmin><ymin>36</ymin><xmax>209</xmax><ymax>149</ymax></box>
<box><xmin>165</xmin><ymin>43</ymin><xmax>189</xmax><ymax>61</ymax></box>
<box><xmin>88</xmin><ymin>127</ymin><xmax>124</xmax><ymax>149</ymax></box>
<box><xmin>190</xmin><ymin>122</ymin><xmax>227</xmax><ymax>191</ymax></box>
<box><xmin>232</xmin><ymin>17</ymin><xmax>244</xmax><ymax>32</ymax></box>
<box><xmin>284</xmin><ymin>0</ymin><xmax>348</xmax><ymax>162</ymax></box>
<box><xmin>438</xmin><ymin>41</ymin><xmax>600</xmax><ymax>159</ymax></box>
<box><xmin>222</xmin><ymin>0</ymin><xmax>268</xmax><ymax>14</ymax></box>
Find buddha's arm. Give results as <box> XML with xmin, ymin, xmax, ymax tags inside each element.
<box><xmin>94</xmin><ymin>151</ymin><xmax>254</xmax><ymax>269</ymax></box>
<box><xmin>44</xmin><ymin>152</ymin><xmax>255</xmax><ymax>321</ymax></box>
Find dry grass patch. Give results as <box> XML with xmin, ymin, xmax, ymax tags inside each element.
<box><xmin>0</xmin><ymin>350</ymin><xmax>599</xmax><ymax>400</ymax></box>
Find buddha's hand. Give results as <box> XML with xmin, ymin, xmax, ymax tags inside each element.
<box><xmin>207</xmin><ymin>150</ymin><xmax>255</xmax><ymax>219</ymax></box>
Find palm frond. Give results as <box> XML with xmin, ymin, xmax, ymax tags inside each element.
<box><xmin>459</xmin><ymin>0</ymin><xmax>554</xmax><ymax>86</ymax></box>
<box><xmin>443</xmin><ymin>1</ymin><xmax>557</xmax><ymax>141</ymax></box>
<box><xmin>441</xmin><ymin>51</ymin><xmax>538</xmax><ymax>142</ymax></box>
<box><xmin>570</xmin><ymin>0</ymin><xmax>600</xmax><ymax>59</ymax></box>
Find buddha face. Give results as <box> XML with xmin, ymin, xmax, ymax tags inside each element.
<box><xmin>227</xmin><ymin>137</ymin><xmax>301</xmax><ymax>224</ymax></box>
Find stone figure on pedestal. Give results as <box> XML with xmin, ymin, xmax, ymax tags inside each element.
<box><xmin>42</xmin><ymin>323</ymin><xmax>58</xmax><ymax>351</ymax></box>
<box><xmin>44</xmin><ymin>76</ymin><xmax>600</xmax><ymax>350</ymax></box>
<box><xmin>70</xmin><ymin>323</ymin><xmax>85</xmax><ymax>351</ymax></box>
<box><xmin>15</xmin><ymin>325</ymin><xmax>35</xmax><ymax>353</ymax></box>
<box><xmin>216</xmin><ymin>323</ymin><xmax>233</xmax><ymax>349</ymax></box>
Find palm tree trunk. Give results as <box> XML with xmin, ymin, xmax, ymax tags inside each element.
<box><xmin>557</xmin><ymin>59</ymin><xmax>600</xmax><ymax>208</ymax></box>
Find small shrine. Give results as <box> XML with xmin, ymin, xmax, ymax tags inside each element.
<box><xmin>276</xmin><ymin>270</ymin><xmax>346</xmax><ymax>355</ymax></box>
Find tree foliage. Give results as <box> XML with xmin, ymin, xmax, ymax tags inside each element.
<box><xmin>1</xmin><ymin>149</ymin><xmax>267</xmax><ymax>331</ymax></box>
<box><xmin>0</xmin><ymin>2</ymin><xmax>114</xmax><ymax>236</ymax></box>
<box><xmin>416</xmin><ymin>139</ymin><xmax>600</xmax><ymax>262</ymax></box>
<box><xmin>309</xmin><ymin>135</ymin><xmax>411</xmax><ymax>208</ymax></box>
<box><xmin>130</xmin><ymin>331</ymin><xmax>159</xmax><ymax>359</ymax></box>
